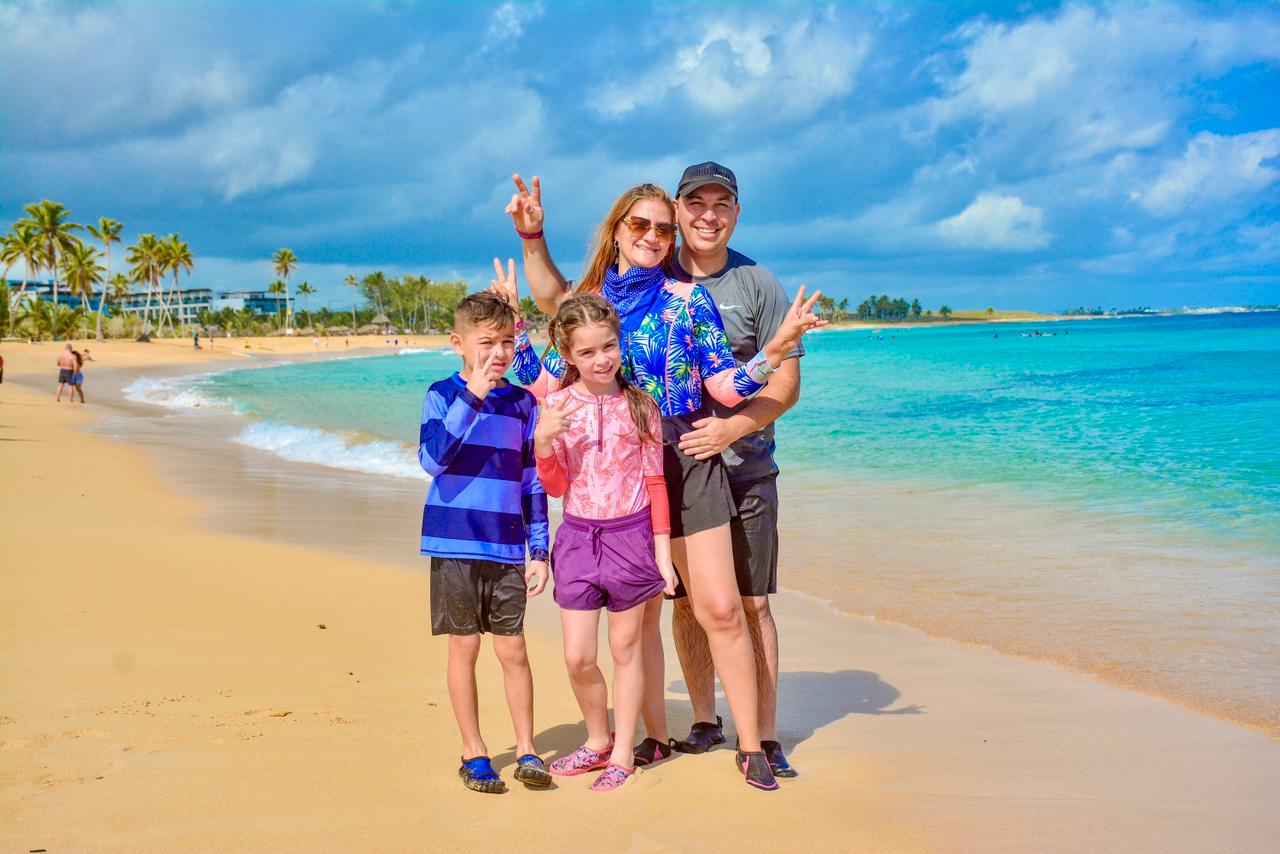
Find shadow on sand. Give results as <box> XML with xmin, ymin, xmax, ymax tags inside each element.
<box><xmin>497</xmin><ymin>670</ymin><xmax>921</xmax><ymax>769</ymax></box>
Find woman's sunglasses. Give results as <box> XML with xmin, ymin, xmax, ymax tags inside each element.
<box><xmin>621</xmin><ymin>216</ymin><xmax>678</xmax><ymax>241</ymax></box>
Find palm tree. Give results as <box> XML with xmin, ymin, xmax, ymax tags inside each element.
<box><xmin>20</xmin><ymin>200</ymin><xmax>82</xmax><ymax>316</ymax></box>
<box><xmin>939</xmin><ymin>305</ymin><xmax>953</xmax><ymax>318</ymax></box>
<box><xmin>126</xmin><ymin>234</ymin><xmax>164</xmax><ymax>339</ymax></box>
<box><xmin>106</xmin><ymin>272</ymin><xmax>132</xmax><ymax>333</ymax></box>
<box><xmin>344</xmin><ymin>273</ymin><xmax>359</xmax><ymax>328</ymax></box>
<box><xmin>295</xmin><ymin>281</ymin><xmax>315</xmax><ymax>326</ymax></box>
<box><xmin>61</xmin><ymin>242</ymin><xmax>105</xmax><ymax>327</ymax></box>
<box><xmin>86</xmin><ymin>217</ymin><xmax>122</xmax><ymax>341</ymax></box>
<box><xmin>161</xmin><ymin>234</ymin><xmax>194</xmax><ymax>333</ymax></box>
<box><xmin>267</xmin><ymin>280</ymin><xmax>287</xmax><ymax>329</ymax></box>
<box><xmin>271</xmin><ymin>248</ymin><xmax>297</xmax><ymax>329</ymax></box>
<box><xmin>2</xmin><ymin>224</ymin><xmax>46</xmax><ymax>338</ymax></box>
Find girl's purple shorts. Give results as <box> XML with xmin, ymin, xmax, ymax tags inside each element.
<box><xmin>551</xmin><ymin>507</ymin><xmax>665</xmax><ymax>612</ymax></box>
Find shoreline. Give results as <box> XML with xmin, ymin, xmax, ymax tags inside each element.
<box><xmin>29</xmin><ymin>337</ymin><xmax>1278</xmax><ymax>738</ymax></box>
<box><xmin>88</xmin><ymin>344</ymin><xmax>1280</xmax><ymax>738</ymax></box>
<box><xmin>4</xmin><ymin>348</ymin><xmax>1280</xmax><ymax>850</ymax></box>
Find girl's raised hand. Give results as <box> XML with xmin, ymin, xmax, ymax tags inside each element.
<box><xmin>488</xmin><ymin>257</ymin><xmax>520</xmax><ymax>311</ymax></box>
<box><xmin>505</xmin><ymin>174</ymin><xmax>544</xmax><ymax>236</ymax></box>
<box><xmin>533</xmin><ymin>397</ymin><xmax>584</xmax><ymax>448</ymax></box>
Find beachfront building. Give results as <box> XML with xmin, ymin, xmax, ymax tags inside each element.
<box><xmin>211</xmin><ymin>290</ymin><xmax>284</xmax><ymax>316</ymax></box>
<box><xmin>10</xmin><ymin>281</ymin><xmax>289</xmax><ymax>321</ymax></box>
<box><xmin>113</xmin><ymin>288</ymin><xmax>217</xmax><ymax>324</ymax></box>
<box><xmin>5</xmin><ymin>280</ymin><xmax>105</xmax><ymax>313</ymax></box>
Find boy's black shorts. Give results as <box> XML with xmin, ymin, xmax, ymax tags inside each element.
<box><xmin>430</xmin><ymin>556</ymin><xmax>527</xmax><ymax>636</ymax></box>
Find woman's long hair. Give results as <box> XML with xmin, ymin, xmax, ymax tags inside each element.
<box><xmin>576</xmin><ymin>183</ymin><xmax>676</xmax><ymax>296</ymax></box>
<box><xmin>549</xmin><ymin>293</ymin><xmax>661</xmax><ymax>445</ymax></box>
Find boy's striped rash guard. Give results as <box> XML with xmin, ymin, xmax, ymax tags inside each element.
<box><xmin>417</xmin><ymin>374</ymin><xmax>549</xmax><ymax>564</ymax></box>
<box><xmin>514</xmin><ymin>279</ymin><xmax>765</xmax><ymax>413</ymax></box>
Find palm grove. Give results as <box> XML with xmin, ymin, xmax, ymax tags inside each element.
<box><xmin>2</xmin><ymin>199</ymin><xmax>469</xmax><ymax>341</ymax></box>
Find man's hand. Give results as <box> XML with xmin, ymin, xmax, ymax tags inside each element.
<box><xmin>465</xmin><ymin>348</ymin><xmax>503</xmax><ymax>400</ymax></box>
<box><xmin>533</xmin><ymin>396</ymin><xmax>583</xmax><ymax>455</ymax></box>
<box><xmin>525</xmin><ymin>560</ymin><xmax>549</xmax><ymax>597</ymax></box>
<box><xmin>488</xmin><ymin>257</ymin><xmax>520</xmax><ymax>311</ymax></box>
<box><xmin>678</xmin><ymin>415</ymin><xmax>742</xmax><ymax>460</ymax></box>
<box><xmin>765</xmin><ymin>285</ymin><xmax>827</xmax><ymax>366</ymax></box>
<box><xmin>505</xmin><ymin>174</ymin><xmax>544</xmax><ymax>236</ymax></box>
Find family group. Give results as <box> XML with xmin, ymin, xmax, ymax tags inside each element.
<box><xmin>417</xmin><ymin>162</ymin><xmax>824</xmax><ymax>794</ymax></box>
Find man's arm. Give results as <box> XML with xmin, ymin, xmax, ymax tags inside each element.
<box><xmin>678</xmin><ymin>358</ymin><xmax>800</xmax><ymax>461</ymax></box>
<box><xmin>506</xmin><ymin>174</ymin><xmax>571</xmax><ymax>315</ymax></box>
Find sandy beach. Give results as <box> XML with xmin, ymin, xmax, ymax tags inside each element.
<box><xmin>2</xmin><ymin>339</ymin><xmax>1278</xmax><ymax>852</ymax></box>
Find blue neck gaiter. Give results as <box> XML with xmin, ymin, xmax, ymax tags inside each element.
<box><xmin>602</xmin><ymin>263</ymin><xmax>666</xmax><ymax>323</ymax></box>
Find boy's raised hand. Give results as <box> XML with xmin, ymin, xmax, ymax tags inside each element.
<box><xmin>488</xmin><ymin>257</ymin><xmax>520</xmax><ymax>311</ymax></box>
<box><xmin>525</xmin><ymin>559</ymin><xmax>548</xmax><ymax>597</ymax></box>
<box><xmin>766</xmin><ymin>285</ymin><xmax>828</xmax><ymax>365</ymax></box>
<box><xmin>465</xmin><ymin>348</ymin><xmax>503</xmax><ymax>400</ymax></box>
<box><xmin>505</xmin><ymin>174</ymin><xmax>544</xmax><ymax>236</ymax></box>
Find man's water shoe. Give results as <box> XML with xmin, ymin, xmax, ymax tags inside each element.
<box><xmin>588</xmin><ymin>763</ymin><xmax>635</xmax><ymax>792</ymax></box>
<box><xmin>513</xmin><ymin>754</ymin><xmax>553</xmax><ymax>788</ymax></box>
<box><xmin>736</xmin><ymin>749</ymin><xmax>780</xmax><ymax>791</ymax></box>
<box><xmin>761</xmin><ymin>740</ymin><xmax>798</xmax><ymax>778</ymax></box>
<box><xmin>673</xmin><ymin>715</ymin><xmax>725</xmax><ymax>754</ymax></box>
<box><xmin>458</xmin><ymin>756</ymin><xmax>506</xmax><ymax>794</ymax></box>
<box><xmin>632</xmin><ymin>737</ymin><xmax>676</xmax><ymax>767</ymax></box>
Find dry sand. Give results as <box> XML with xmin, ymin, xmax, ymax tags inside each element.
<box><xmin>2</xmin><ymin>343</ymin><xmax>1278</xmax><ymax>852</ymax></box>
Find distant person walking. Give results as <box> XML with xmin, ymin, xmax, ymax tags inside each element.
<box><xmin>69</xmin><ymin>348</ymin><xmax>94</xmax><ymax>403</ymax></box>
<box><xmin>192</xmin><ymin>328</ymin><xmax>201</xmax><ymax>349</ymax></box>
<box><xmin>55</xmin><ymin>343</ymin><xmax>76</xmax><ymax>401</ymax></box>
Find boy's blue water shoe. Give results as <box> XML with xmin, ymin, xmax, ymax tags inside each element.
<box><xmin>459</xmin><ymin>756</ymin><xmax>506</xmax><ymax>794</ymax></box>
<box><xmin>513</xmin><ymin>754</ymin><xmax>553</xmax><ymax>788</ymax></box>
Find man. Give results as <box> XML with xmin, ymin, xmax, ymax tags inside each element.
<box><xmin>507</xmin><ymin>162</ymin><xmax>803</xmax><ymax>777</ymax></box>
<box><xmin>55</xmin><ymin>343</ymin><xmax>76</xmax><ymax>402</ymax></box>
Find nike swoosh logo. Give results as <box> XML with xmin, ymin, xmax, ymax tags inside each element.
<box><xmin>718</xmin><ymin>303</ymin><xmax>742</xmax><ymax>311</ymax></box>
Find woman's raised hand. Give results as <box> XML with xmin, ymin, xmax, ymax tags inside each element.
<box><xmin>766</xmin><ymin>285</ymin><xmax>827</xmax><ymax>365</ymax></box>
<box><xmin>505</xmin><ymin>174</ymin><xmax>544</xmax><ymax>236</ymax></box>
<box><xmin>488</xmin><ymin>257</ymin><xmax>520</xmax><ymax>311</ymax></box>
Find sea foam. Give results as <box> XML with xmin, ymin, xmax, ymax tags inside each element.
<box><xmin>233</xmin><ymin>420</ymin><xmax>428</xmax><ymax>481</ymax></box>
<box><xmin>123</xmin><ymin>375</ymin><xmax>236</xmax><ymax>412</ymax></box>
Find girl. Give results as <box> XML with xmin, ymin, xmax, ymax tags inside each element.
<box><xmin>501</xmin><ymin>183</ymin><xmax>824</xmax><ymax>791</ymax></box>
<box><xmin>533</xmin><ymin>293</ymin><xmax>677</xmax><ymax>792</ymax></box>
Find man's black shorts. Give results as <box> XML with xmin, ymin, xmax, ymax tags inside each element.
<box><xmin>58</xmin><ymin>368</ymin><xmax>74</xmax><ymax>384</ymax></box>
<box><xmin>429</xmin><ymin>556</ymin><xmax>527</xmax><ymax>636</ymax></box>
<box><xmin>671</xmin><ymin>473</ymin><xmax>779</xmax><ymax>600</ymax></box>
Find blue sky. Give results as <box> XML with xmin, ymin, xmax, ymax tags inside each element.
<box><xmin>2</xmin><ymin>0</ymin><xmax>1278</xmax><ymax>312</ymax></box>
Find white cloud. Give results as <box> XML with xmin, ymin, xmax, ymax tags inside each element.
<box><xmin>593</xmin><ymin>8</ymin><xmax>868</xmax><ymax>122</ymax></box>
<box><xmin>926</xmin><ymin>3</ymin><xmax>1280</xmax><ymax>165</ymax></box>
<box><xmin>483</xmin><ymin>2</ymin><xmax>543</xmax><ymax>51</ymax></box>
<box><xmin>935</xmin><ymin>193</ymin><xmax>1050</xmax><ymax>251</ymax></box>
<box><xmin>1135</xmin><ymin>130</ymin><xmax>1280</xmax><ymax>216</ymax></box>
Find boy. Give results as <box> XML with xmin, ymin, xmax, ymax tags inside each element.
<box><xmin>417</xmin><ymin>292</ymin><xmax>552</xmax><ymax>794</ymax></box>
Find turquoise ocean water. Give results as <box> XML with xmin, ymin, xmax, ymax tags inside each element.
<box><xmin>135</xmin><ymin>312</ymin><xmax>1280</xmax><ymax>731</ymax></box>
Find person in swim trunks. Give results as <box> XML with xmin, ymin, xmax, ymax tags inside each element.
<box><xmin>55</xmin><ymin>343</ymin><xmax>76</xmax><ymax>402</ymax></box>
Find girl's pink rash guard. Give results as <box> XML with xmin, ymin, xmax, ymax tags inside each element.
<box><xmin>535</xmin><ymin>385</ymin><xmax>670</xmax><ymax>534</ymax></box>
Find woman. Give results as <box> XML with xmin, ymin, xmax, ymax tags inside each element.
<box><xmin>502</xmin><ymin>183</ymin><xmax>823</xmax><ymax>790</ymax></box>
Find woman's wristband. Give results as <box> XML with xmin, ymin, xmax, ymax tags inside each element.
<box><xmin>744</xmin><ymin>350</ymin><xmax>778</xmax><ymax>384</ymax></box>
<box><xmin>516</xmin><ymin>228</ymin><xmax>544</xmax><ymax>240</ymax></box>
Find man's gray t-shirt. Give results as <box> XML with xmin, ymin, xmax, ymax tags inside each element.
<box><xmin>672</xmin><ymin>248</ymin><xmax>803</xmax><ymax>485</ymax></box>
